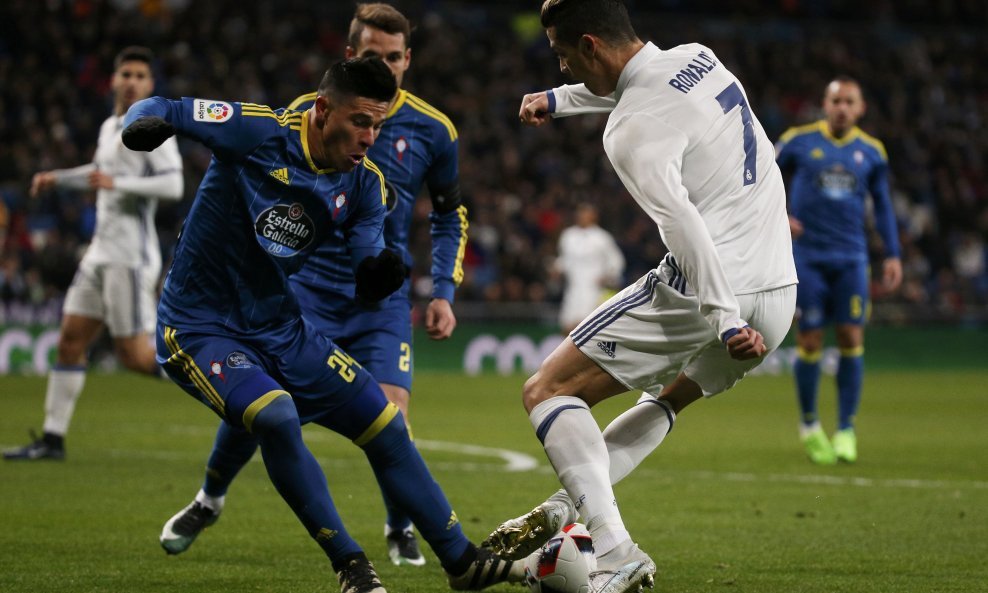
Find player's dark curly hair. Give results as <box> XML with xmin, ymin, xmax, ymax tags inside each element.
<box><xmin>540</xmin><ymin>0</ymin><xmax>637</xmax><ymax>46</ymax></box>
<box><xmin>317</xmin><ymin>57</ymin><xmax>397</xmax><ymax>103</ymax></box>
<box><xmin>114</xmin><ymin>46</ymin><xmax>154</xmax><ymax>70</ymax></box>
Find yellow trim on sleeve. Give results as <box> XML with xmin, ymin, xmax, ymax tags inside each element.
<box><xmin>163</xmin><ymin>327</ymin><xmax>226</xmax><ymax>414</ymax></box>
<box><xmin>242</xmin><ymin>390</ymin><xmax>291</xmax><ymax>433</ymax></box>
<box><xmin>287</xmin><ymin>92</ymin><xmax>318</xmax><ymax>111</ymax></box>
<box><xmin>839</xmin><ymin>346</ymin><xmax>865</xmax><ymax>357</ymax></box>
<box><xmin>361</xmin><ymin>157</ymin><xmax>387</xmax><ymax>204</ymax></box>
<box><xmin>353</xmin><ymin>402</ymin><xmax>400</xmax><ymax>447</ymax></box>
<box><xmin>405</xmin><ymin>93</ymin><xmax>458</xmax><ymax>141</ymax></box>
<box><xmin>796</xmin><ymin>346</ymin><xmax>823</xmax><ymax>363</ymax></box>
<box><xmin>857</xmin><ymin>131</ymin><xmax>888</xmax><ymax>161</ymax></box>
<box><xmin>452</xmin><ymin>204</ymin><xmax>469</xmax><ymax>285</ymax></box>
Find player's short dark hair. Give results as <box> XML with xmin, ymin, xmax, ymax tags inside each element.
<box><xmin>114</xmin><ymin>46</ymin><xmax>154</xmax><ymax>70</ymax></box>
<box><xmin>348</xmin><ymin>3</ymin><xmax>412</xmax><ymax>49</ymax></box>
<box><xmin>540</xmin><ymin>0</ymin><xmax>637</xmax><ymax>46</ymax></box>
<box><xmin>317</xmin><ymin>57</ymin><xmax>397</xmax><ymax>104</ymax></box>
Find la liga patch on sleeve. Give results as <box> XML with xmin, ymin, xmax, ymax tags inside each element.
<box><xmin>193</xmin><ymin>99</ymin><xmax>233</xmax><ymax>123</ymax></box>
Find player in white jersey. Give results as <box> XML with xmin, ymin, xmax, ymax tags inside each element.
<box><xmin>482</xmin><ymin>2</ymin><xmax>797</xmax><ymax>592</ymax></box>
<box><xmin>4</xmin><ymin>47</ymin><xmax>183</xmax><ymax>461</ymax></box>
<box><xmin>556</xmin><ymin>203</ymin><xmax>625</xmax><ymax>333</ymax></box>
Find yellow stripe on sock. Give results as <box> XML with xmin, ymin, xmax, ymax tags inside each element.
<box><xmin>353</xmin><ymin>403</ymin><xmax>399</xmax><ymax>447</ymax></box>
<box><xmin>796</xmin><ymin>346</ymin><xmax>823</xmax><ymax>363</ymax></box>
<box><xmin>840</xmin><ymin>346</ymin><xmax>864</xmax><ymax>357</ymax></box>
<box><xmin>242</xmin><ymin>390</ymin><xmax>291</xmax><ymax>433</ymax></box>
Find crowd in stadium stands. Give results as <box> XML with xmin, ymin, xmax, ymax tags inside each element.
<box><xmin>1</xmin><ymin>0</ymin><xmax>985</xmax><ymax>324</ymax></box>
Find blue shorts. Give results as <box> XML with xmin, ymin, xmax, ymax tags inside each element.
<box><xmin>795</xmin><ymin>259</ymin><xmax>869</xmax><ymax>331</ymax></box>
<box><xmin>301</xmin><ymin>296</ymin><xmax>414</xmax><ymax>393</ymax></box>
<box><xmin>156</xmin><ymin>318</ymin><xmax>389</xmax><ymax>439</ymax></box>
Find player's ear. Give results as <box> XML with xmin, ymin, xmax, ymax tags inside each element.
<box><xmin>345</xmin><ymin>46</ymin><xmax>356</xmax><ymax>59</ymax></box>
<box><xmin>578</xmin><ymin>34</ymin><xmax>597</xmax><ymax>58</ymax></box>
<box><xmin>314</xmin><ymin>95</ymin><xmax>331</xmax><ymax>126</ymax></box>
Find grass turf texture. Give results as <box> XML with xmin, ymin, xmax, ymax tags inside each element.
<box><xmin>1</xmin><ymin>370</ymin><xmax>986</xmax><ymax>593</ymax></box>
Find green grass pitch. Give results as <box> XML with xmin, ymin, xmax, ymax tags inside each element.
<box><xmin>1</xmin><ymin>370</ymin><xmax>986</xmax><ymax>592</ymax></box>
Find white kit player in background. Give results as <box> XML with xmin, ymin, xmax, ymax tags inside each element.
<box><xmin>4</xmin><ymin>46</ymin><xmax>182</xmax><ymax>462</ymax></box>
<box><xmin>555</xmin><ymin>203</ymin><xmax>625</xmax><ymax>334</ymax></box>
<box><xmin>483</xmin><ymin>2</ymin><xmax>797</xmax><ymax>593</ymax></box>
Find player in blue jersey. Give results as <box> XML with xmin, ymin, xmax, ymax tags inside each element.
<box><xmin>776</xmin><ymin>76</ymin><xmax>902</xmax><ymax>465</ymax></box>
<box><xmin>123</xmin><ymin>57</ymin><xmax>518</xmax><ymax>593</ymax></box>
<box><xmin>158</xmin><ymin>3</ymin><xmax>468</xmax><ymax>568</ymax></box>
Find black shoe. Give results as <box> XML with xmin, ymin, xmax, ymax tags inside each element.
<box><xmin>386</xmin><ymin>528</ymin><xmax>426</xmax><ymax>566</ymax></box>
<box><xmin>337</xmin><ymin>557</ymin><xmax>386</xmax><ymax>593</ymax></box>
<box><xmin>3</xmin><ymin>430</ymin><xmax>65</xmax><ymax>461</ymax></box>
<box><xmin>447</xmin><ymin>546</ymin><xmax>527</xmax><ymax>591</ymax></box>
<box><xmin>160</xmin><ymin>501</ymin><xmax>220</xmax><ymax>555</ymax></box>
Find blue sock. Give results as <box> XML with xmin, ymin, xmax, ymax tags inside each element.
<box><xmin>360</xmin><ymin>410</ymin><xmax>469</xmax><ymax>572</ymax></box>
<box><xmin>202</xmin><ymin>422</ymin><xmax>258</xmax><ymax>498</ymax></box>
<box><xmin>383</xmin><ymin>490</ymin><xmax>412</xmax><ymax>533</ymax></box>
<box><xmin>252</xmin><ymin>395</ymin><xmax>362</xmax><ymax>569</ymax></box>
<box><xmin>794</xmin><ymin>347</ymin><xmax>822</xmax><ymax>425</ymax></box>
<box><xmin>837</xmin><ymin>350</ymin><xmax>864</xmax><ymax>431</ymax></box>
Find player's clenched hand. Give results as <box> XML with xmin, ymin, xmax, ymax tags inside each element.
<box><xmin>788</xmin><ymin>215</ymin><xmax>804</xmax><ymax>239</ymax></box>
<box><xmin>882</xmin><ymin>257</ymin><xmax>902</xmax><ymax>292</ymax></box>
<box><xmin>518</xmin><ymin>92</ymin><xmax>550</xmax><ymax>127</ymax></box>
<box><xmin>723</xmin><ymin>326</ymin><xmax>767</xmax><ymax>361</ymax></box>
<box><xmin>88</xmin><ymin>170</ymin><xmax>114</xmax><ymax>190</ymax></box>
<box><xmin>425</xmin><ymin>298</ymin><xmax>457</xmax><ymax>340</ymax></box>
<box><xmin>355</xmin><ymin>248</ymin><xmax>408</xmax><ymax>303</ymax></box>
<box><xmin>30</xmin><ymin>172</ymin><xmax>57</xmax><ymax>198</ymax></box>
<box><xmin>122</xmin><ymin>116</ymin><xmax>175</xmax><ymax>152</ymax></box>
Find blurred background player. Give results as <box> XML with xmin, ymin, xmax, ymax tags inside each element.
<box><xmin>555</xmin><ymin>203</ymin><xmax>624</xmax><ymax>334</ymax></box>
<box><xmin>4</xmin><ymin>46</ymin><xmax>182</xmax><ymax>461</ymax></box>
<box><xmin>123</xmin><ymin>58</ymin><xmax>519</xmax><ymax>593</ymax></box>
<box><xmin>776</xmin><ymin>76</ymin><xmax>902</xmax><ymax>465</ymax></box>
<box><xmin>158</xmin><ymin>3</ymin><xmax>469</xmax><ymax>568</ymax></box>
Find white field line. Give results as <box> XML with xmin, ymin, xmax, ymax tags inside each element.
<box><xmin>7</xmin><ymin>430</ymin><xmax>983</xmax><ymax>492</ymax></box>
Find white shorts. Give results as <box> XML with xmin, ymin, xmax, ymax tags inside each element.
<box><xmin>63</xmin><ymin>262</ymin><xmax>157</xmax><ymax>338</ymax></box>
<box><xmin>571</xmin><ymin>270</ymin><xmax>796</xmax><ymax>397</ymax></box>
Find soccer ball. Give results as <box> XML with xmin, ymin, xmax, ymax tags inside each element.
<box><xmin>524</xmin><ymin>523</ymin><xmax>596</xmax><ymax>593</ymax></box>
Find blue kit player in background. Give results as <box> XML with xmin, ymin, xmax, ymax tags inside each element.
<box><xmin>157</xmin><ymin>3</ymin><xmax>468</xmax><ymax>569</ymax></box>
<box><xmin>123</xmin><ymin>57</ymin><xmax>518</xmax><ymax>593</ymax></box>
<box><xmin>776</xmin><ymin>76</ymin><xmax>902</xmax><ymax>465</ymax></box>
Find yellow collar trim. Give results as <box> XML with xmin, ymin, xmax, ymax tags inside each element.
<box><xmin>387</xmin><ymin>89</ymin><xmax>408</xmax><ymax>119</ymax></box>
<box><xmin>818</xmin><ymin>120</ymin><xmax>860</xmax><ymax>147</ymax></box>
<box><xmin>300</xmin><ymin>109</ymin><xmax>336</xmax><ymax>175</ymax></box>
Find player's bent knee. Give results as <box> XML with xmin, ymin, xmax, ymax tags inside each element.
<box><xmin>243</xmin><ymin>392</ymin><xmax>298</xmax><ymax>436</ymax></box>
<box><xmin>522</xmin><ymin>372</ymin><xmax>556</xmax><ymax>413</ymax></box>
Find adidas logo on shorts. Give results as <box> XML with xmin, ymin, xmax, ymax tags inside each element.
<box><xmin>596</xmin><ymin>340</ymin><xmax>617</xmax><ymax>358</ymax></box>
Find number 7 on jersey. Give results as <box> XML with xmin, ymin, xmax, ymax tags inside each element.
<box><xmin>715</xmin><ymin>82</ymin><xmax>757</xmax><ymax>186</ymax></box>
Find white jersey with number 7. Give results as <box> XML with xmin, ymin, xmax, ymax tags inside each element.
<box><xmin>549</xmin><ymin>42</ymin><xmax>797</xmax><ymax>338</ymax></box>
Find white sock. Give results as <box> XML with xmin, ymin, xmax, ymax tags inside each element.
<box><xmin>195</xmin><ymin>488</ymin><xmax>225</xmax><ymax>513</ymax></box>
<box><xmin>602</xmin><ymin>392</ymin><xmax>676</xmax><ymax>485</ymax></box>
<box><xmin>530</xmin><ymin>396</ymin><xmax>628</xmax><ymax>556</ymax></box>
<box><xmin>42</xmin><ymin>367</ymin><xmax>87</xmax><ymax>435</ymax></box>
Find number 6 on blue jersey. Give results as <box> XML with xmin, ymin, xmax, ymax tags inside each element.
<box><xmin>715</xmin><ymin>82</ymin><xmax>757</xmax><ymax>186</ymax></box>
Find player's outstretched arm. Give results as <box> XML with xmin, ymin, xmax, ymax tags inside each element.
<box><xmin>122</xmin><ymin>97</ymin><xmax>176</xmax><ymax>152</ymax></box>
